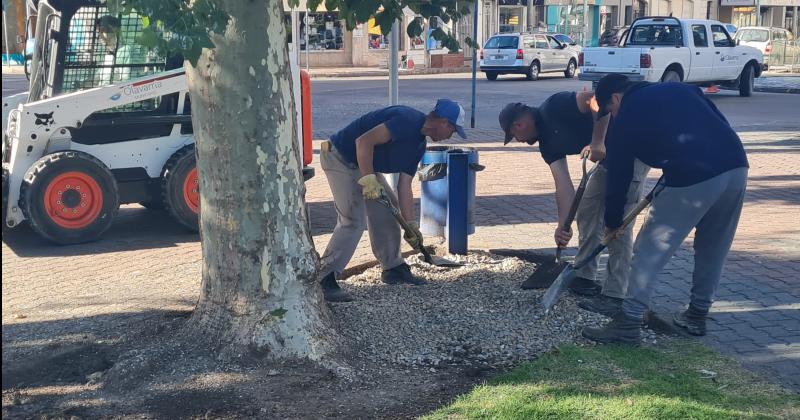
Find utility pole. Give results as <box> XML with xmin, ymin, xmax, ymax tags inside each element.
<box><xmin>470</xmin><ymin>0</ymin><xmax>478</xmax><ymax>128</ymax></box>
<box><xmin>389</xmin><ymin>19</ymin><xmax>399</xmax><ymax>105</ymax></box>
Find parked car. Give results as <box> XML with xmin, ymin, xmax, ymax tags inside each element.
<box><xmin>480</xmin><ymin>33</ymin><xmax>580</xmax><ymax>81</ymax></box>
<box><xmin>735</xmin><ymin>26</ymin><xmax>796</xmax><ymax>69</ymax></box>
<box><xmin>579</xmin><ymin>17</ymin><xmax>764</xmax><ymax>97</ymax></box>
<box><xmin>598</xmin><ymin>26</ymin><xmax>630</xmax><ymax>46</ymax></box>
<box><xmin>551</xmin><ymin>33</ymin><xmax>582</xmax><ymax>52</ymax></box>
<box><xmin>725</xmin><ymin>24</ymin><xmax>737</xmax><ymax>36</ymax></box>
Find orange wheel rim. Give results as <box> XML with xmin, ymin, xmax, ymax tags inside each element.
<box><xmin>43</xmin><ymin>171</ymin><xmax>104</xmax><ymax>229</ymax></box>
<box><xmin>183</xmin><ymin>167</ymin><xmax>199</xmax><ymax>213</ymax></box>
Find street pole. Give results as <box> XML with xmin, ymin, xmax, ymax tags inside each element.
<box><xmin>304</xmin><ymin>10</ymin><xmax>309</xmax><ymax>72</ymax></box>
<box><xmin>389</xmin><ymin>19</ymin><xmax>399</xmax><ymax>105</ymax></box>
<box><xmin>470</xmin><ymin>0</ymin><xmax>478</xmax><ymax>128</ymax></box>
<box><xmin>3</xmin><ymin>9</ymin><xmax>11</xmax><ymax>69</ymax></box>
<box><xmin>756</xmin><ymin>0</ymin><xmax>761</xmax><ymax>26</ymax></box>
<box><xmin>583</xmin><ymin>0</ymin><xmax>588</xmax><ymax>46</ymax></box>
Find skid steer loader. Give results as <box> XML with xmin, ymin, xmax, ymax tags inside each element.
<box><xmin>2</xmin><ymin>0</ymin><xmax>314</xmax><ymax>245</ymax></box>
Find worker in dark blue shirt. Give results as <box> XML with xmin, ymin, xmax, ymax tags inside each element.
<box><xmin>499</xmin><ymin>92</ymin><xmax>650</xmax><ymax>317</ymax></box>
<box><xmin>318</xmin><ymin>100</ymin><xmax>466</xmax><ymax>302</ymax></box>
<box><xmin>582</xmin><ymin>75</ymin><xmax>749</xmax><ymax>344</ymax></box>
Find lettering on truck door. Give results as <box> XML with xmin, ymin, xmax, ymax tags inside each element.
<box><xmin>711</xmin><ymin>24</ymin><xmax>740</xmax><ymax>80</ymax></box>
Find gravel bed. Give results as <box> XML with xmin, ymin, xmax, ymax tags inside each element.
<box><xmin>332</xmin><ymin>251</ymin><xmax>655</xmax><ymax>369</ymax></box>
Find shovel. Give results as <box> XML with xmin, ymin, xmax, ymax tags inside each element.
<box><xmin>541</xmin><ymin>177</ymin><xmax>666</xmax><ymax>313</ymax></box>
<box><xmin>522</xmin><ymin>156</ymin><xmax>598</xmax><ymax>289</ymax></box>
<box><xmin>374</xmin><ymin>188</ymin><xmax>464</xmax><ymax>268</ymax></box>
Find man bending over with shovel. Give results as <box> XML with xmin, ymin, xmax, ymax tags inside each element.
<box><xmin>319</xmin><ymin>100</ymin><xmax>467</xmax><ymax>302</ymax></box>
<box><xmin>582</xmin><ymin>75</ymin><xmax>748</xmax><ymax>344</ymax></box>
<box><xmin>500</xmin><ymin>92</ymin><xmax>649</xmax><ymax>316</ymax></box>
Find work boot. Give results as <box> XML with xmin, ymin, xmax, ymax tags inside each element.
<box><xmin>579</xmin><ymin>294</ymin><xmax>623</xmax><ymax>317</ymax></box>
<box><xmin>381</xmin><ymin>263</ymin><xmax>426</xmax><ymax>286</ymax></box>
<box><xmin>673</xmin><ymin>305</ymin><xmax>708</xmax><ymax>336</ymax></box>
<box><xmin>320</xmin><ymin>272</ymin><xmax>353</xmax><ymax>302</ymax></box>
<box><xmin>569</xmin><ymin>276</ymin><xmax>601</xmax><ymax>296</ymax></box>
<box><xmin>581</xmin><ymin>312</ymin><xmax>642</xmax><ymax>345</ymax></box>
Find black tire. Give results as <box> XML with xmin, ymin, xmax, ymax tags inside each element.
<box><xmin>739</xmin><ymin>64</ymin><xmax>754</xmax><ymax>97</ymax></box>
<box><xmin>162</xmin><ymin>145</ymin><xmax>198</xmax><ymax>232</ymax></box>
<box><xmin>661</xmin><ymin>70</ymin><xmax>681</xmax><ymax>83</ymax></box>
<box><xmin>564</xmin><ymin>59</ymin><xmax>577</xmax><ymax>78</ymax></box>
<box><xmin>20</xmin><ymin>151</ymin><xmax>119</xmax><ymax>244</ymax></box>
<box><xmin>526</xmin><ymin>62</ymin><xmax>540</xmax><ymax>81</ymax></box>
<box><xmin>2</xmin><ymin>164</ymin><xmax>9</xmax><ymax>232</ymax></box>
<box><xmin>485</xmin><ymin>72</ymin><xmax>498</xmax><ymax>81</ymax></box>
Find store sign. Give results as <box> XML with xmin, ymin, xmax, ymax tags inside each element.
<box><xmin>721</xmin><ymin>0</ymin><xmax>754</xmax><ymax>5</ymax></box>
<box><xmin>499</xmin><ymin>0</ymin><xmax>528</xmax><ymax>5</ymax></box>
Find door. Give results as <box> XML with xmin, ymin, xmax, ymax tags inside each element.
<box><xmin>483</xmin><ymin>35</ymin><xmax>520</xmax><ymax>67</ymax></box>
<box><xmin>522</xmin><ymin>36</ymin><xmax>537</xmax><ymax>67</ymax></box>
<box><xmin>688</xmin><ymin>24</ymin><xmax>714</xmax><ymax>81</ymax></box>
<box><xmin>548</xmin><ymin>35</ymin><xmax>570</xmax><ymax>70</ymax></box>
<box><xmin>711</xmin><ymin>24</ymin><xmax>741</xmax><ymax>80</ymax></box>
<box><xmin>533</xmin><ymin>35</ymin><xmax>551</xmax><ymax>70</ymax></box>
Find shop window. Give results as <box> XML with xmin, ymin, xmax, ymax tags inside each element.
<box><xmin>368</xmin><ymin>17</ymin><xmax>388</xmax><ymax>49</ymax></box>
<box><xmin>300</xmin><ymin>12</ymin><xmax>343</xmax><ymax>51</ymax></box>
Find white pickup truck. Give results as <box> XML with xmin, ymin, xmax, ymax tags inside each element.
<box><xmin>579</xmin><ymin>17</ymin><xmax>764</xmax><ymax>96</ymax></box>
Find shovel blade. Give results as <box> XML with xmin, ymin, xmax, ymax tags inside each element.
<box><xmin>427</xmin><ymin>254</ymin><xmax>464</xmax><ymax>267</ymax></box>
<box><xmin>522</xmin><ymin>260</ymin><xmax>568</xmax><ymax>289</ymax></box>
<box><xmin>541</xmin><ymin>264</ymin><xmax>577</xmax><ymax>313</ymax></box>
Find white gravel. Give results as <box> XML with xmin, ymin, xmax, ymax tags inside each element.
<box><xmin>332</xmin><ymin>251</ymin><xmax>638</xmax><ymax>369</ymax></box>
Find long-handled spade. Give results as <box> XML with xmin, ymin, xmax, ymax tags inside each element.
<box><xmin>374</xmin><ymin>189</ymin><xmax>463</xmax><ymax>268</ymax></box>
<box><xmin>541</xmin><ymin>177</ymin><xmax>666</xmax><ymax>313</ymax></box>
<box><xmin>522</xmin><ymin>156</ymin><xmax>598</xmax><ymax>289</ymax></box>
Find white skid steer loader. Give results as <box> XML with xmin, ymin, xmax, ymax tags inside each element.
<box><xmin>2</xmin><ymin>0</ymin><xmax>314</xmax><ymax>245</ymax></box>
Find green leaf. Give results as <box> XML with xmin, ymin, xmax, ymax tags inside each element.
<box><xmin>270</xmin><ymin>308</ymin><xmax>288</xmax><ymax>319</ymax></box>
<box><xmin>141</xmin><ymin>16</ymin><xmax>150</xmax><ymax>29</ymax></box>
<box><xmin>136</xmin><ymin>26</ymin><xmax>161</xmax><ymax>48</ymax></box>
<box><xmin>406</xmin><ymin>18</ymin><xmax>424</xmax><ymax>38</ymax></box>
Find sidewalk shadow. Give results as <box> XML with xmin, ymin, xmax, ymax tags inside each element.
<box><xmin>2</xmin><ymin>206</ymin><xmax>198</xmax><ymax>258</ymax></box>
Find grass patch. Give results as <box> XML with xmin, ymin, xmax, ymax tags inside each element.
<box><xmin>426</xmin><ymin>339</ymin><xmax>799</xmax><ymax>419</ymax></box>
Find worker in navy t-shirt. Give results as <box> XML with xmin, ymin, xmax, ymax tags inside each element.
<box><xmin>318</xmin><ymin>99</ymin><xmax>467</xmax><ymax>302</ymax></box>
<box><xmin>582</xmin><ymin>74</ymin><xmax>749</xmax><ymax>344</ymax></box>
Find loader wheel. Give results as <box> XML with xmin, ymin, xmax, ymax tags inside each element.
<box><xmin>162</xmin><ymin>145</ymin><xmax>198</xmax><ymax>232</ymax></box>
<box><xmin>20</xmin><ymin>151</ymin><xmax>119</xmax><ymax>244</ymax></box>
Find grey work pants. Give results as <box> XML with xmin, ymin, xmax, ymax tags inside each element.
<box><xmin>574</xmin><ymin>160</ymin><xmax>651</xmax><ymax>298</ymax></box>
<box><xmin>622</xmin><ymin>167</ymin><xmax>749</xmax><ymax>320</ymax></box>
<box><xmin>318</xmin><ymin>143</ymin><xmax>405</xmax><ymax>277</ymax></box>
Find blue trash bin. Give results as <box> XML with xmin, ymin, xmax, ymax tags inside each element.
<box><xmin>419</xmin><ymin>146</ymin><xmax>483</xmax><ymax>254</ymax></box>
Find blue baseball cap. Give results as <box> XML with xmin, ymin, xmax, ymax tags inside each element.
<box><xmin>433</xmin><ymin>99</ymin><xmax>467</xmax><ymax>139</ymax></box>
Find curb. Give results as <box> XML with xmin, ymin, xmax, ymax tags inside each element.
<box><xmin>309</xmin><ymin>67</ymin><xmax>470</xmax><ymax>79</ymax></box>
<box><xmin>754</xmin><ymin>86</ymin><xmax>800</xmax><ymax>94</ymax></box>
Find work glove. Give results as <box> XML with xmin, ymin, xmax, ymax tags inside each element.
<box><xmin>357</xmin><ymin>174</ymin><xmax>384</xmax><ymax>200</ymax></box>
<box><xmin>404</xmin><ymin>221</ymin><xmax>423</xmax><ymax>249</ymax></box>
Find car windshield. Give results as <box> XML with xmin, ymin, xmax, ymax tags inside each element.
<box><xmin>627</xmin><ymin>24</ymin><xmax>684</xmax><ymax>46</ymax></box>
<box><xmin>484</xmin><ymin>36</ymin><xmax>519</xmax><ymax>49</ymax></box>
<box><xmin>554</xmin><ymin>34</ymin><xmax>574</xmax><ymax>45</ymax></box>
<box><xmin>737</xmin><ymin>29</ymin><xmax>769</xmax><ymax>42</ymax></box>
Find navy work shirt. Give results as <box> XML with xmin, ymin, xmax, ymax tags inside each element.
<box><xmin>535</xmin><ymin>92</ymin><xmax>595</xmax><ymax>165</ymax></box>
<box><xmin>604</xmin><ymin>82</ymin><xmax>749</xmax><ymax>228</ymax></box>
<box><xmin>330</xmin><ymin>106</ymin><xmax>427</xmax><ymax>176</ymax></box>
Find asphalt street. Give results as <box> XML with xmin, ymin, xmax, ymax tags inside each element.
<box><xmin>3</xmin><ymin>73</ymin><xmax>799</xmax><ymax>134</ymax></box>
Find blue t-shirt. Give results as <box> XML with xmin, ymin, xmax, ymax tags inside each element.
<box><xmin>330</xmin><ymin>106</ymin><xmax>427</xmax><ymax>176</ymax></box>
<box><xmin>604</xmin><ymin>82</ymin><xmax>749</xmax><ymax>228</ymax></box>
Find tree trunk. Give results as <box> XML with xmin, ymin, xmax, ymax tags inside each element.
<box><xmin>184</xmin><ymin>0</ymin><xmax>335</xmax><ymax>361</ymax></box>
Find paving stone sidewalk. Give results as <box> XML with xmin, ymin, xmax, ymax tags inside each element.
<box><xmin>3</xmin><ymin>128</ymin><xmax>798</xmax><ymax>392</ymax></box>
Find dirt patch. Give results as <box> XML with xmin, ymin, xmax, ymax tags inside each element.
<box><xmin>2</xmin><ymin>253</ymin><xmax>651</xmax><ymax>419</ymax></box>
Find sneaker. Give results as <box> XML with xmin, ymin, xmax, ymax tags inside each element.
<box><xmin>320</xmin><ymin>272</ymin><xmax>353</xmax><ymax>302</ymax></box>
<box><xmin>673</xmin><ymin>306</ymin><xmax>708</xmax><ymax>336</ymax></box>
<box><xmin>381</xmin><ymin>263</ymin><xmax>426</xmax><ymax>286</ymax></box>
<box><xmin>568</xmin><ymin>277</ymin><xmax>601</xmax><ymax>296</ymax></box>
<box><xmin>579</xmin><ymin>294</ymin><xmax>623</xmax><ymax>317</ymax></box>
<box><xmin>581</xmin><ymin>312</ymin><xmax>642</xmax><ymax>345</ymax></box>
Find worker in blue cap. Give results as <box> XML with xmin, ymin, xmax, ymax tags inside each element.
<box><xmin>318</xmin><ymin>99</ymin><xmax>467</xmax><ymax>302</ymax></box>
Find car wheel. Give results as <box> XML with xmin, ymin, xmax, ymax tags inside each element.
<box><xmin>738</xmin><ymin>64</ymin><xmax>754</xmax><ymax>97</ymax></box>
<box><xmin>485</xmin><ymin>72</ymin><xmax>498</xmax><ymax>81</ymax></box>
<box><xmin>564</xmin><ymin>60</ymin><xmax>577</xmax><ymax>78</ymax></box>
<box><xmin>162</xmin><ymin>145</ymin><xmax>199</xmax><ymax>232</ymax></box>
<box><xmin>661</xmin><ymin>70</ymin><xmax>681</xmax><ymax>83</ymax></box>
<box><xmin>526</xmin><ymin>62</ymin><xmax>540</xmax><ymax>81</ymax></box>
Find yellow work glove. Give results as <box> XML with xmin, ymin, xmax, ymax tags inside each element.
<box><xmin>404</xmin><ymin>221</ymin><xmax>423</xmax><ymax>249</ymax></box>
<box><xmin>357</xmin><ymin>174</ymin><xmax>384</xmax><ymax>200</ymax></box>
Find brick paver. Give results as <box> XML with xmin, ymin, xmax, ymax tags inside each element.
<box><xmin>2</xmin><ymin>127</ymin><xmax>798</xmax><ymax>391</ymax></box>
